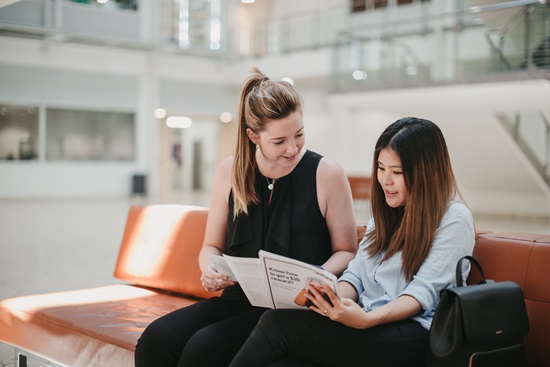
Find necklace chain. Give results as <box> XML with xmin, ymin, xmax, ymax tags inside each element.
<box><xmin>266</xmin><ymin>177</ymin><xmax>278</xmax><ymax>191</ymax></box>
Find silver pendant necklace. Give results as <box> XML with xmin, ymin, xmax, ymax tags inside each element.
<box><xmin>266</xmin><ymin>177</ymin><xmax>278</xmax><ymax>191</ymax></box>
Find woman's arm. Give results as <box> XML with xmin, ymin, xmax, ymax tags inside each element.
<box><xmin>198</xmin><ymin>157</ymin><xmax>235</xmax><ymax>292</ymax></box>
<box><xmin>356</xmin><ymin>295</ymin><xmax>422</xmax><ymax>328</ymax></box>
<box><xmin>337</xmin><ymin>280</ymin><xmax>359</xmax><ymax>301</ymax></box>
<box><xmin>316</xmin><ymin>158</ymin><xmax>358</xmax><ymax>276</ymax></box>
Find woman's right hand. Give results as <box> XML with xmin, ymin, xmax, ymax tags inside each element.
<box><xmin>200</xmin><ymin>264</ymin><xmax>235</xmax><ymax>292</ymax></box>
<box><xmin>306</xmin><ymin>282</ymin><xmax>369</xmax><ymax>329</ymax></box>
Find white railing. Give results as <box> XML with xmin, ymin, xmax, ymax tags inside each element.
<box><xmin>0</xmin><ymin>0</ymin><xmax>548</xmax><ymax>86</ymax></box>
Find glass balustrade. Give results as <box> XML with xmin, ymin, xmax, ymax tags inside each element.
<box><xmin>326</xmin><ymin>1</ymin><xmax>549</xmax><ymax>92</ymax></box>
<box><xmin>1</xmin><ymin>1</ymin><xmax>547</xmax><ymax>89</ymax></box>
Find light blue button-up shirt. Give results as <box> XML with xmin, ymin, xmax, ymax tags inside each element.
<box><xmin>339</xmin><ymin>201</ymin><xmax>475</xmax><ymax>330</ymax></box>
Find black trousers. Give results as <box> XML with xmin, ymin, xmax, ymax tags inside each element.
<box><xmin>229</xmin><ymin>309</ymin><xmax>429</xmax><ymax>367</ymax></box>
<box><xmin>134</xmin><ymin>295</ymin><xmax>267</xmax><ymax>367</ymax></box>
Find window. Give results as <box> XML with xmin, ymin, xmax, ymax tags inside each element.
<box><xmin>352</xmin><ymin>0</ymin><xmax>428</xmax><ymax>13</ymax></box>
<box><xmin>46</xmin><ymin>108</ymin><xmax>135</xmax><ymax>161</ymax></box>
<box><xmin>172</xmin><ymin>0</ymin><xmax>223</xmax><ymax>51</ymax></box>
<box><xmin>0</xmin><ymin>104</ymin><xmax>39</xmax><ymax>161</ymax></box>
<box><xmin>67</xmin><ymin>0</ymin><xmax>138</xmax><ymax>11</ymax></box>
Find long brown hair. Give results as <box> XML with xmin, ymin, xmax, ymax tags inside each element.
<box><xmin>366</xmin><ymin>117</ymin><xmax>461</xmax><ymax>280</ymax></box>
<box><xmin>231</xmin><ymin>66</ymin><xmax>303</xmax><ymax>218</ymax></box>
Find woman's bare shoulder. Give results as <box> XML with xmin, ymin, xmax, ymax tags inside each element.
<box><xmin>216</xmin><ymin>156</ymin><xmax>234</xmax><ymax>176</ymax></box>
<box><xmin>212</xmin><ymin>156</ymin><xmax>234</xmax><ymax>200</ymax></box>
<box><xmin>317</xmin><ymin>156</ymin><xmax>346</xmax><ymax>180</ymax></box>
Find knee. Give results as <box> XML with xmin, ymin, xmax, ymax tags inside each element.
<box><xmin>256</xmin><ymin>310</ymin><xmax>286</xmax><ymax>332</ymax></box>
<box><xmin>180</xmin><ymin>326</ymin><xmax>226</xmax><ymax>365</ymax></box>
<box><xmin>184</xmin><ymin>326</ymin><xmax>215</xmax><ymax>354</ymax></box>
<box><xmin>135</xmin><ymin>318</ymin><xmax>168</xmax><ymax>356</ymax></box>
<box><xmin>135</xmin><ymin>318</ymin><xmax>184</xmax><ymax>367</ymax></box>
<box><xmin>256</xmin><ymin>310</ymin><xmax>308</xmax><ymax>339</ymax></box>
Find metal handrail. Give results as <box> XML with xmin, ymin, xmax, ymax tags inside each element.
<box><xmin>497</xmin><ymin>111</ymin><xmax>550</xmax><ymax>187</ymax></box>
<box><xmin>485</xmin><ymin>32</ymin><xmax>513</xmax><ymax>70</ymax></box>
<box><xmin>482</xmin><ymin>3</ymin><xmax>538</xmax><ymax>71</ymax></box>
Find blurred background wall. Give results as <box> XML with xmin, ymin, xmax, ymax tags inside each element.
<box><xmin>0</xmin><ymin>0</ymin><xmax>549</xmax><ymax>219</ymax></box>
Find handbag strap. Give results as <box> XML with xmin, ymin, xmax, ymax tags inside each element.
<box><xmin>456</xmin><ymin>255</ymin><xmax>487</xmax><ymax>287</ymax></box>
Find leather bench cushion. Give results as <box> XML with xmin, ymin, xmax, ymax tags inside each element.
<box><xmin>469</xmin><ymin>233</ymin><xmax>534</xmax><ymax>285</ymax></box>
<box><xmin>113</xmin><ymin>205</ymin><xmax>221</xmax><ymax>299</ymax></box>
<box><xmin>524</xmin><ymin>239</ymin><xmax>550</xmax><ymax>367</ymax></box>
<box><xmin>470</xmin><ymin>232</ymin><xmax>550</xmax><ymax>367</ymax></box>
<box><xmin>0</xmin><ymin>284</ymin><xmax>198</xmax><ymax>367</ymax></box>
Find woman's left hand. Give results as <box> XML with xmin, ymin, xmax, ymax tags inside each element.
<box><xmin>305</xmin><ymin>282</ymin><xmax>369</xmax><ymax>329</ymax></box>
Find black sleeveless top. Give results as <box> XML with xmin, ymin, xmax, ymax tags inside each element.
<box><xmin>223</xmin><ymin>150</ymin><xmax>332</xmax><ymax>306</ymax></box>
<box><xmin>226</xmin><ymin>149</ymin><xmax>331</xmax><ymax>263</ymax></box>
<box><xmin>226</xmin><ymin>150</ymin><xmax>332</xmax><ymax>258</ymax></box>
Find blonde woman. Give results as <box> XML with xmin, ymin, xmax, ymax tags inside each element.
<box><xmin>229</xmin><ymin>117</ymin><xmax>476</xmax><ymax>367</ymax></box>
<box><xmin>134</xmin><ymin>67</ymin><xmax>358</xmax><ymax>367</ymax></box>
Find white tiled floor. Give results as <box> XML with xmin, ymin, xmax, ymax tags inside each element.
<box><xmin>0</xmin><ymin>194</ymin><xmax>548</xmax><ymax>366</ymax></box>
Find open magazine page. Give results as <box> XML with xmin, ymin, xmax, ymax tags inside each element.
<box><xmin>258</xmin><ymin>250</ymin><xmax>339</xmax><ymax>309</ymax></box>
<box><xmin>217</xmin><ymin>254</ymin><xmax>274</xmax><ymax>309</ymax></box>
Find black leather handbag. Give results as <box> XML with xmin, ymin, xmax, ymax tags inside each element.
<box><xmin>426</xmin><ymin>256</ymin><xmax>530</xmax><ymax>367</ymax></box>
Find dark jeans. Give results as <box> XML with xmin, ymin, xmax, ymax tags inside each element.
<box><xmin>229</xmin><ymin>309</ymin><xmax>429</xmax><ymax>367</ymax></box>
<box><xmin>134</xmin><ymin>296</ymin><xmax>266</xmax><ymax>367</ymax></box>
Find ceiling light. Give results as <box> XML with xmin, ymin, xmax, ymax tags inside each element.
<box><xmin>219</xmin><ymin>112</ymin><xmax>233</xmax><ymax>123</ymax></box>
<box><xmin>166</xmin><ymin>116</ymin><xmax>192</xmax><ymax>129</ymax></box>
<box><xmin>352</xmin><ymin>70</ymin><xmax>367</xmax><ymax>80</ymax></box>
<box><xmin>154</xmin><ymin>108</ymin><xmax>167</xmax><ymax>119</ymax></box>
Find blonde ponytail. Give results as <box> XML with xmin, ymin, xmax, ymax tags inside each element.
<box><xmin>231</xmin><ymin>66</ymin><xmax>302</xmax><ymax>218</ymax></box>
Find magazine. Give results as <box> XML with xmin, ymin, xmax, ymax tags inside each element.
<box><xmin>209</xmin><ymin>250</ymin><xmax>339</xmax><ymax>309</ymax></box>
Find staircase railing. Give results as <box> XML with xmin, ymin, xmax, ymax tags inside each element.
<box><xmin>496</xmin><ymin>111</ymin><xmax>550</xmax><ymax>187</ymax></box>
<box><xmin>328</xmin><ymin>0</ymin><xmax>549</xmax><ymax>92</ymax></box>
<box><xmin>481</xmin><ymin>2</ymin><xmax>534</xmax><ymax>71</ymax></box>
<box><xmin>483</xmin><ymin>2</ymin><xmax>550</xmax><ymax>71</ymax></box>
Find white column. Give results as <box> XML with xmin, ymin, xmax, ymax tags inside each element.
<box><xmin>137</xmin><ymin>51</ymin><xmax>160</xmax><ymax>198</ymax></box>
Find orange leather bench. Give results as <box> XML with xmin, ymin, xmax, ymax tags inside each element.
<box><xmin>0</xmin><ymin>205</ymin><xmax>549</xmax><ymax>367</ymax></box>
<box><xmin>469</xmin><ymin>232</ymin><xmax>550</xmax><ymax>367</ymax></box>
<box><xmin>0</xmin><ymin>204</ymin><xmax>217</xmax><ymax>367</ymax></box>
